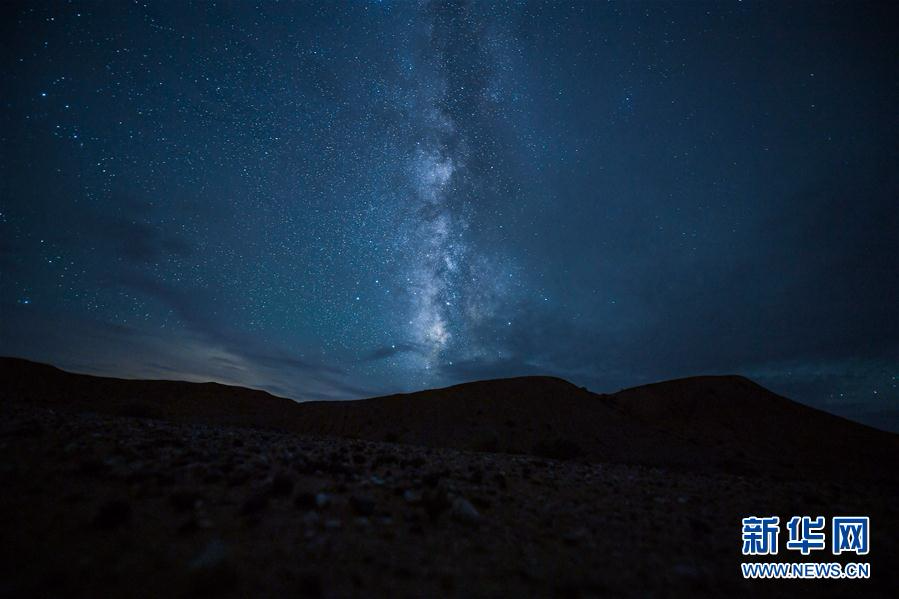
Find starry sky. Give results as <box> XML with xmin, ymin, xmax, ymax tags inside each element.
<box><xmin>1</xmin><ymin>1</ymin><xmax>897</xmax><ymax>430</ymax></box>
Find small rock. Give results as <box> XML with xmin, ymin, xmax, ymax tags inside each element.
<box><xmin>403</xmin><ymin>489</ymin><xmax>422</xmax><ymax>504</ymax></box>
<box><xmin>451</xmin><ymin>497</ymin><xmax>480</xmax><ymax>525</ymax></box>
<box><xmin>190</xmin><ymin>538</ymin><xmax>228</xmax><ymax>570</ymax></box>
<box><xmin>315</xmin><ymin>493</ymin><xmax>330</xmax><ymax>508</ymax></box>
<box><xmin>672</xmin><ymin>563</ymin><xmax>702</xmax><ymax>581</ymax></box>
<box><xmin>563</xmin><ymin>527</ymin><xmax>588</xmax><ymax>544</ymax></box>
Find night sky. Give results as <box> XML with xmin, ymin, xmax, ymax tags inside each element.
<box><xmin>1</xmin><ymin>2</ymin><xmax>897</xmax><ymax>430</ymax></box>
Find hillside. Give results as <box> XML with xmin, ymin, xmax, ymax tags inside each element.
<box><xmin>0</xmin><ymin>357</ymin><xmax>300</xmax><ymax>431</ymax></box>
<box><xmin>2</xmin><ymin>356</ymin><xmax>899</xmax><ymax>596</ymax></box>
<box><xmin>2</xmin><ymin>357</ymin><xmax>897</xmax><ymax>481</ymax></box>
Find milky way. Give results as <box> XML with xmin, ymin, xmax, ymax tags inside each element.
<box><xmin>390</xmin><ymin>2</ymin><xmax>521</xmax><ymax>375</ymax></box>
<box><xmin>1</xmin><ymin>1</ymin><xmax>897</xmax><ymax>430</ymax></box>
<box><xmin>406</xmin><ymin>3</ymin><xmax>486</xmax><ymax>365</ymax></box>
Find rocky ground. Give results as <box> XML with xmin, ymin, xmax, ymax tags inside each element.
<box><xmin>1</xmin><ymin>402</ymin><xmax>896</xmax><ymax>598</ymax></box>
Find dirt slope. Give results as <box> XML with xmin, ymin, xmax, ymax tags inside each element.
<box><xmin>610</xmin><ymin>375</ymin><xmax>899</xmax><ymax>480</ymax></box>
<box><xmin>2</xmin><ymin>357</ymin><xmax>897</xmax><ymax>481</ymax></box>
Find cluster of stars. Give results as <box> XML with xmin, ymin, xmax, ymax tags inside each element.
<box><xmin>0</xmin><ymin>1</ymin><xmax>895</xmax><ymax>428</ymax></box>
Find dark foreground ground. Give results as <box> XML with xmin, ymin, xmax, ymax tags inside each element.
<box><xmin>1</xmin><ymin>402</ymin><xmax>897</xmax><ymax>598</ymax></box>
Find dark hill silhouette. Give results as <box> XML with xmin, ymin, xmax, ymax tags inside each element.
<box><xmin>2</xmin><ymin>356</ymin><xmax>897</xmax><ymax>481</ymax></box>
<box><xmin>609</xmin><ymin>375</ymin><xmax>899</xmax><ymax>481</ymax></box>
<box><xmin>0</xmin><ymin>357</ymin><xmax>299</xmax><ymax>432</ymax></box>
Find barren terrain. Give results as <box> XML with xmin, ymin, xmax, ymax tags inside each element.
<box><xmin>1</xmin><ymin>358</ymin><xmax>897</xmax><ymax>597</ymax></box>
